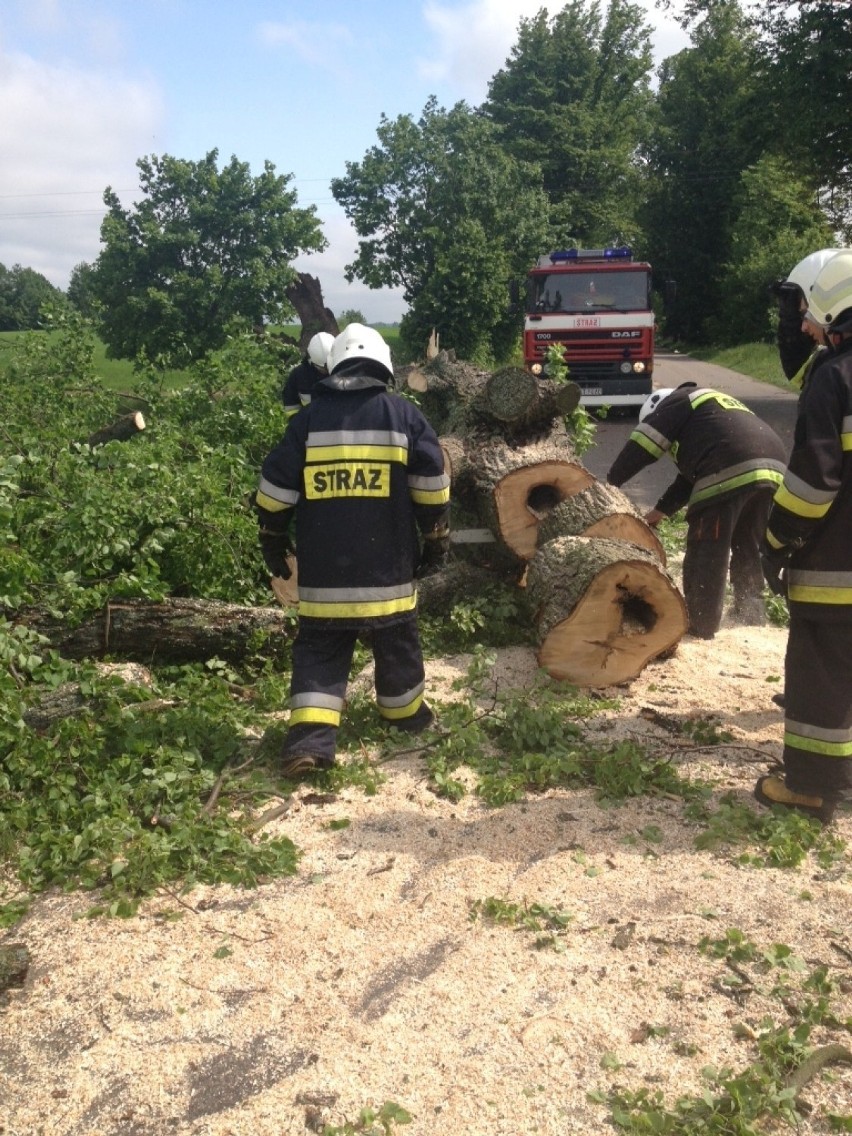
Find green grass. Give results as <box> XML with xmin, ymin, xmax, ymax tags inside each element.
<box><xmin>688</xmin><ymin>341</ymin><xmax>790</xmax><ymax>388</ymax></box>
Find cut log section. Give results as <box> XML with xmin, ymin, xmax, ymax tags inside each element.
<box><xmin>85</xmin><ymin>411</ymin><xmax>146</xmax><ymax>448</ymax></box>
<box><xmin>482</xmin><ymin>367</ymin><xmax>580</xmax><ymax>430</ymax></box>
<box><xmin>468</xmin><ymin>438</ymin><xmax>595</xmax><ymax>559</ymax></box>
<box><xmin>537</xmin><ymin>482</ymin><xmax>666</xmax><ymax>564</ymax></box>
<box><xmin>527</xmin><ymin>535</ymin><xmax>687</xmax><ymax>687</ymax></box>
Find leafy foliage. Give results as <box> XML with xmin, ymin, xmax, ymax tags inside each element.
<box><xmin>331</xmin><ymin>98</ymin><xmax>550</xmax><ymax>364</ymax></box>
<box><xmin>484</xmin><ymin>0</ymin><xmax>655</xmax><ymax>246</ymax></box>
<box><xmin>0</xmin><ymin>262</ymin><xmax>66</xmax><ymax>331</ymax></box>
<box><xmin>90</xmin><ymin>150</ymin><xmax>326</xmax><ymax>366</ymax></box>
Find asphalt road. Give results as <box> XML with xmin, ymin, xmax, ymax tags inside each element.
<box><xmin>580</xmin><ymin>353</ymin><xmax>799</xmax><ymax>513</ymax></box>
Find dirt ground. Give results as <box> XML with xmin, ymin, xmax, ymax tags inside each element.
<box><xmin>2</xmin><ymin>619</ymin><xmax>852</xmax><ymax>1136</ymax></box>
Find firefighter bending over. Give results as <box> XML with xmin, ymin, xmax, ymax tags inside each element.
<box><xmin>280</xmin><ymin>331</ymin><xmax>334</xmax><ymax>424</ymax></box>
<box><xmin>255</xmin><ymin>324</ymin><xmax>451</xmax><ymax>777</ymax></box>
<box><xmin>607</xmin><ymin>383</ymin><xmax>786</xmax><ymax>639</ymax></box>
<box><xmin>757</xmin><ymin>250</ymin><xmax>852</xmax><ymax>823</ymax></box>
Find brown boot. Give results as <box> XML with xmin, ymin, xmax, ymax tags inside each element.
<box><xmin>754</xmin><ymin>774</ymin><xmax>836</xmax><ymax>824</ymax></box>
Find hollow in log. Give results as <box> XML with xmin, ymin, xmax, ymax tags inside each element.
<box><xmin>527</xmin><ymin>536</ymin><xmax>687</xmax><ymax>687</ymax></box>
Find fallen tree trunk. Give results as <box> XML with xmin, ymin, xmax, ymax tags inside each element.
<box><xmin>15</xmin><ymin>566</ymin><xmax>505</xmax><ymax>666</ymax></box>
<box><xmin>482</xmin><ymin>367</ymin><xmax>580</xmax><ymax>430</ymax></box>
<box><xmin>17</xmin><ymin>597</ymin><xmax>298</xmax><ymax>665</ymax></box>
<box><xmin>527</xmin><ymin>536</ymin><xmax>687</xmax><ymax>687</ymax></box>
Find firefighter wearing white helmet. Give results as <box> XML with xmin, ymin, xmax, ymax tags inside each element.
<box><xmin>757</xmin><ymin>249</ymin><xmax>852</xmax><ymax>823</ymax></box>
<box><xmin>255</xmin><ymin>323</ymin><xmax>451</xmax><ymax>777</ymax></box>
<box><xmin>772</xmin><ymin>249</ymin><xmax>843</xmax><ymax>388</ymax></box>
<box><xmin>608</xmin><ymin>382</ymin><xmax>786</xmax><ymax>640</ymax></box>
<box><xmin>638</xmin><ymin>388</ymin><xmax>673</xmax><ymax>422</ymax></box>
<box><xmin>280</xmin><ymin>330</ymin><xmax>335</xmax><ymax>423</ymax></box>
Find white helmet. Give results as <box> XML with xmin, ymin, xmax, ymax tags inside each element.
<box><xmin>785</xmin><ymin>249</ymin><xmax>840</xmax><ymax>299</ymax></box>
<box><xmin>328</xmin><ymin>323</ymin><xmax>393</xmax><ymax>379</ymax></box>
<box><xmin>639</xmin><ymin>388</ymin><xmax>674</xmax><ymax>422</ymax></box>
<box><xmin>307</xmin><ymin>331</ymin><xmax>334</xmax><ymax>370</ymax></box>
<box><xmin>806</xmin><ymin>250</ymin><xmax>852</xmax><ymax>330</ymax></box>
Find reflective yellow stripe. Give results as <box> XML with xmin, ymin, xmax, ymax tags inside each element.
<box><xmin>289</xmin><ymin>706</ymin><xmax>341</xmax><ymax>727</ymax></box>
<box><xmin>305</xmin><ymin>445</ymin><xmax>408</xmax><ymax>463</ymax></box>
<box><xmin>691</xmin><ymin>468</ymin><xmax>782</xmax><ymax>505</ymax></box>
<box><xmin>378</xmin><ymin>692</ymin><xmax>424</xmax><ymax>721</ymax></box>
<box><xmin>788</xmin><ymin>584</ymin><xmax>852</xmax><ymax>604</ymax></box>
<box><xmin>410</xmin><ymin>486</ymin><xmax>451</xmax><ymax>505</ymax></box>
<box><xmin>785</xmin><ymin>730</ymin><xmax>852</xmax><ymax>758</ymax></box>
<box><xmin>256</xmin><ymin>490</ymin><xmax>295</xmax><ymax>514</ymax></box>
<box><xmin>774</xmin><ymin>483</ymin><xmax>832</xmax><ymax>519</ymax></box>
<box><xmin>299</xmin><ymin>594</ymin><xmax>417</xmax><ymax>619</ymax></box>
<box><xmin>842</xmin><ymin>432</ymin><xmax>852</xmax><ymax>451</ymax></box>
<box><xmin>632</xmin><ymin>432</ymin><xmax>665</xmax><ymax>459</ymax></box>
<box><xmin>765</xmin><ymin>530</ymin><xmax>785</xmax><ymax>550</ymax></box>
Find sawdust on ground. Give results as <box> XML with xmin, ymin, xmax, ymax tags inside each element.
<box><xmin>2</xmin><ymin>618</ymin><xmax>852</xmax><ymax>1136</ymax></box>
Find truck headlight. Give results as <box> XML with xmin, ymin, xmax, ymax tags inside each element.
<box><xmin>619</xmin><ymin>361</ymin><xmax>632</xmax><ymax>374</ymax></box>
<box><xmin>633</xmin><ymin>361</ymin><xmax>646</xmax><ymax>372</ymax></box>
<box><xmin>531</xmin><ymin>363</ymin><xmax>543</xmax><ymax>375</ymax></box>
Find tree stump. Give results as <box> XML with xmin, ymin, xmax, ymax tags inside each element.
<box><xmin>527</xmin><ymin>536</ymin><xmax>687</xmax><ymax>687</ymax></box>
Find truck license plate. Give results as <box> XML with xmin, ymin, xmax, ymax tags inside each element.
<box><xmin>582</xmin><ymin>387</ymin><xmax>603</xmax><ymax>396</ymax></box>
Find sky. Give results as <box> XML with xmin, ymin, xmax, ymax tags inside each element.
<box><xmin>0</xmin><ymin>0</ymin><xmax>690</xmax><ymax>324</ymax></box>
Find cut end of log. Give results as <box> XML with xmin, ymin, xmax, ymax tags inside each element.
<box><xmin>495</xmin><ymin>461</ymin><xmax>596</xmax><ymax>559</ymax></box>
<box><xmin>270</xmin><ymin>556</ymin><xmax>299</xmax><ymax>606</ymax></box>
<box><xmin>535</xmin><ymin>558</ymin><xmax>687</xmax><ymax>687</ymax></box>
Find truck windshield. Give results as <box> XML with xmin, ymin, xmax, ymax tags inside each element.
<box><xmin>528</xmin><ymin>270</ymin><xmax>650</xmax><ymax>313</ymax></box>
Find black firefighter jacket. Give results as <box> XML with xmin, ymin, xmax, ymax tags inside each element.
<box><xmin>607</xmin><ymin>383</ymin><xmax>787</xmax><ymax>517</ymax></box>
<box><xmin>280</xmin><ymin>357</ymin><xmax>325</xmax><ymax>422</ymax></box>
<box><xmin>766</xmin><ymin>337</ymin><xmax>852</xmax><ymax>620</ymax></box>
<box><xmin>257</xmin><ymin>375</ymin><xmax>450</xmax><ymax>626</ymax></box>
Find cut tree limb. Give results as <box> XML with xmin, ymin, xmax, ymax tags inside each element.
<box><xmin>527</xmin><ymin>536</ymin><xmax>687</xmax><ymax>686</ymax></box>
<box><xmin>85</xmin><ymin>411</ymin><xmax>146</xmax><ymax>448</ymax></box>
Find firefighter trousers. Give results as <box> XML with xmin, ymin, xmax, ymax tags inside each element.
<box><xmin>281</xmin><ymin>613</ymin><xmax>430</xmax><ymax>765</ymax></box>
<box><xmin>783</xmin><ymin>611</ymin><xmax>852</xmax><ymax>798</ymax></box>
<box><xmin>683</xmin><ymin>487</ymin><xmax>774</xmax><ymax>638</ymax></box>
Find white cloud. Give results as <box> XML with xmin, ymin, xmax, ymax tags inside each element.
<box><xmin>257</xmin><ymin>19</ymin><xmax>353</xmax><ymax>69</ymax></box>
<box><xmin>0</xmin><ymin>48</ymin><xmax>163</xmax><ymax>285</ymax></box>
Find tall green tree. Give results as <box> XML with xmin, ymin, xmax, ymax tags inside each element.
<box><xmin>710</xmin><ymin>154</ymin><xmax>835</xmax><ymax>344</ymax></box>
<box><xmin>483</xmin><ymin>0</ymin><xmax>655</xmax><ymax>245</ymax></box>
<box><xmin>0</xmin><ymin>263</ymin><xmax>65</xmax><ymax>331</ymax></box>
<box><xmin>66</xmin><ymin>261</ymin><xmax>99</xmax><ymax>318</ymax></box>
<box><xmin>640</xmin><ymin>1</ymin><xmax>771</xmax><ymax>341</ymax></box>
<box><xmin>90</xmin><ymin>150</ymin><xmax>326</xmax><ymax>366</ymax></box>
<box><xmin>331</xmin><ymin>99</ymin><xmax>550</xmax><ymax>363</ymax></box>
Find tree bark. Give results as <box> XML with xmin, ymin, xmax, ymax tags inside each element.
<box><xmin>527</xmin><ymin>536</ymin><xmax>687</xmax><ymax>687</ymax></box>
<box><xmin>483</xmin><ymin>367</ymin><xmax>580</xmax><ymax>430</ymax></box>
<box><xmin>284</xmin><ymin>273</ymin><xmax>340</xmax><ymax>350</ymax></box>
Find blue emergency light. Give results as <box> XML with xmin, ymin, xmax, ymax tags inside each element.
<box><xmin>550</xmin><ymin>247</ymin><xmax>632</xmax><ymax>261</ymax></box>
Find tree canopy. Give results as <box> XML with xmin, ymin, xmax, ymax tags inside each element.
<box><xmin>0</xmin><ymin>263</ymin><xmax>65</xmax><ymax>331</ymax></box>
<box><xmin>90</xmin><ymin>150</ymin><xmax>326</xmax><ymax>367</ymax></box>
<box><xmin>331</xmin><ymin>98</ymin><xmax>550</xmax><ymax>362</ymax></box>
<box><xmin>483</xmin><ymin>0</ymin><xmax>655</xmax><ymax>246</ymax></box>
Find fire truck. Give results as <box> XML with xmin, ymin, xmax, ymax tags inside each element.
<box><xmin>518</xmin><ymin>246</ymin><xmax>654</xmax><ymax>410</ymax></box>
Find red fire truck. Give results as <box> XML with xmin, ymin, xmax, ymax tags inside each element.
<box><xmin>519</xmin><ymin>246</ymin><xmax>654</xmax><ymax>410</ymax></box>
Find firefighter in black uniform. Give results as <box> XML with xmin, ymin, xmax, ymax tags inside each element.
<box><xmin>255</xmin><ymin>324</ymin><xmax>451</xmax><ymax>777</ymax></box>
<box><xmin>771</xmin><ymin>249</ymin><xmax>848</xmax><ymax>395</ymax></box>
<box><xmin>757</xmin><ymin>250</ymin><xmax>852</xmax><ymax>823</ymax></box>
<box><xmin>280</xmin><ymin>331</ymin><xmax>334</xmax><ymax>424</ymax></box>
<box><xmin>607</xmin><ymin>383</ymin><xmax>787</xmax><ymax>639</ymax></box>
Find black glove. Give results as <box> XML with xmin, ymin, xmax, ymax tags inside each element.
<box><xmin>259</xmin><ymin>528</ymin><xmax>293</xmax><ymax>579</ymax></box>
<box><xmin>760</xmin><ymin>545</ymin><xmax>790</xmax><ymax>598</ymax></box>
<box><xmin>416</xmin><ymin>533</ymin><xmax>450</xmax><ymax>579</ymax></box>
